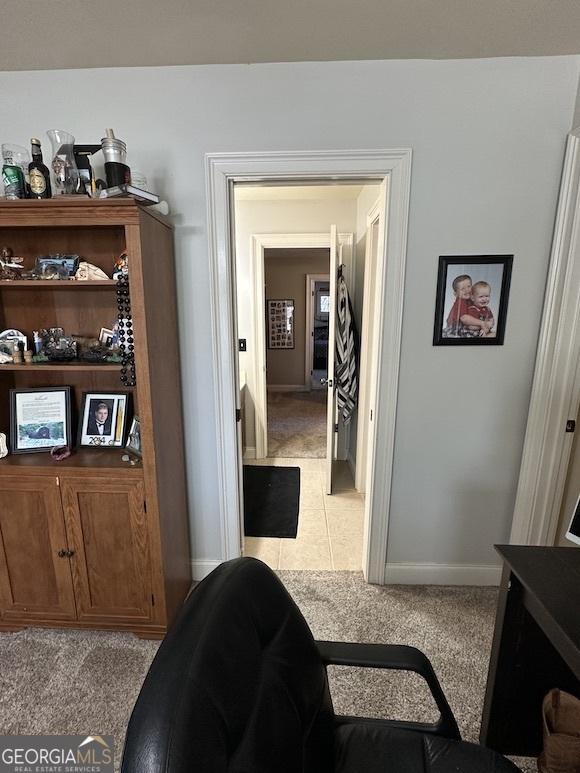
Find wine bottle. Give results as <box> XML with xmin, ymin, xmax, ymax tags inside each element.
<box><xmin>28</xmin><ymin>138</ymin><xmax>52</xmax><ymax>199</ymax></box>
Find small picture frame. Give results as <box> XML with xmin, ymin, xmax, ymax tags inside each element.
<box><xmin>10</xmin><ymin>386</ymin><xmax>72</xmax><ymax>454</ymax></box>
<box><xmin>79</xmin><ymin>391</ymin><xmax>130</xmax><ymax>448</ymax></box>
<box><xmin>267</xmin><ymin>299</ymin><xmax>295</xmax><ymax>349</ymax></box>
<box><xmin>99</xmin><ymin>327</ymin><xmax>114</xmax><ymax>347</ymax></box>
<box><xmin>433</xmin><ymin>255</ymin><xmax>513</xmax><ymax>346</ymax></box>
<box><xmin>125</xmin><ymin>416</ymin><xmax>142</xmax><ymax>458</ymax></box>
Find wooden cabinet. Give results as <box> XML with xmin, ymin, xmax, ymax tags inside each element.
<box><xmin>61</xmin><ymin>476</ymin><xmax>151</xmax><ymax>623</ymax></box>
<box><xmin>0</xmin><ymin>475</ymin><xmax>76</xmax><ymax>621</ymax></box>
<box><xmin>0</xmin><ymin>199</ymin><xmax>191</xmax><ymax>638</ymax></box>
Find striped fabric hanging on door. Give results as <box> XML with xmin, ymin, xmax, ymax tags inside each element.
<box><xmin>336</xmin><ymin>271</ymin><xmax>359</xmax><ymax>425</ymax></box>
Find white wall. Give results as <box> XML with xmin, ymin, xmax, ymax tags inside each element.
<box><xmin>349</xmin><ymin>184</ymin><xmax>381</xmax><ymax>467</ymax></box>
<box><xmin>0</xmin><ymin>57</ymin><xmax>578</xmax><ymax>573</ymax></box>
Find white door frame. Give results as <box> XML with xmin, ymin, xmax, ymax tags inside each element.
<box><xmin>251</xmin><ymin>233</ymin><xmax>352</xmax><ymax>459</ymax></box>
<box><xmin>510</xmin><ymin>130</ymin><xmax>580</xmax><ymax>546</ymax></box>
<box><xmin>355</xmin><ymin>198</ymin><xmax>382</xmax><ymax>493</ymax></box>
<box><xmin>205</xmin><ymin>149</ymin><xmax>412</xmax><ymax>583</ymax></box>
<box><xmin>306</xmin><ymin>273</ymin><xmax>331</xmax><ymax>391</ymax></box>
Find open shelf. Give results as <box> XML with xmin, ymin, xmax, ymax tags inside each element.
<box><xmin>0</xmin><ymin>447</ymin><xmax>143</xmax><ymax>472</ymax></box>
<box><xmin>0</xmin><ymin>281</ymin><xmax>117</xmax><ymax>288</ymax></box>
<box><xmin>0</xmin><ymin>363</ymin><xmax>122</xmax><ymax>372</ymax></box>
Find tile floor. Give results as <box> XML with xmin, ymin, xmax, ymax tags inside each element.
<box><xmin>243</xmin><ymin>458</ymin><xmax>364</xmax><ymax>570</ymax></box>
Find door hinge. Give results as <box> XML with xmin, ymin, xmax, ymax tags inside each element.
<box><xmin>151</xmin><ymin>593</ymin><xmax>155</xmax><ymax>607</ymax></box>
<box><xmin>334</xmin><ymin>423</ymin><xmax>339</xmax><ymax>433</ymax></box>
<box><xmin>143</xmin><ymin>500</ymin><xmax>147</xmax><ymax>513</ymax></box>
<box><xmin>566</xmin><ymin>419</ymin><xmax>576</xmax><ymax>433</ymax></box>
<box><xmin>370</xmin><ymin>409</ymin><xmax>373</xmax><ymax>421</ymax></box>
<box><xmin>236</xmin><ymin>408</ymin><xmax>241</xmax><ymax>422</ymax></box>
<box><xmin>56</xmin><ymin>476</ymin><xmax>60</xmax><ymax>486</ymax></box>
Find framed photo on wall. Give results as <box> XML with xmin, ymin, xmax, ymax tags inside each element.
<box><xmin>433</xmin><ymin>255</ymin><xmax>513</xmax><ymax>345</ymax></box>
<box><xmin>267</xmin><ymin>299</ymin><xmax>295</xmax><ymax>349</ymax></box>
<box><xmin>10</xmin><ymin>386</ymin><xmax>72</xmax><ymax>454</ymax></box>
<box><xmin>79</xmin><ymin>391</ymin><xmax>130</xmax><ymax>448</ymax></box>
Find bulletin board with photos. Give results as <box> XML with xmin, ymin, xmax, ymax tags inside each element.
<box><xmin>267</xmin><ymin>299</ymin><xmax>295</xmax><ymax>349</ymax></box>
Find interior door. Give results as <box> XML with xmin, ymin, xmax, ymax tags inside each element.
<box><xmin>325</xmin><ymin>225</ymin><xmax>339</xmax><ymax>495</ymax></box>
<box><xmin>230</xmin><ymin>184</ymin><xmax>246</xmax><ymax>551</ymax></box>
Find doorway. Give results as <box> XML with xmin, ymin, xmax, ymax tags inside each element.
<box><xmin>236</xmin><ymin>199</ymin><xmax>366</xmax><ymax>571</ymax></box>
<box><xmin>205</xmin><ymin>149</ymin><xmax>412</xmax><ymax>583</ymax></box>
<box><xmin>308</xmin><ymin>274</ymin><xmax>331</xmax><ymax>390</ymax></box>
<box><xmin>264</xmin><ymin>249</ymin><xmax>330</xmax><ymax>459</ymax></box>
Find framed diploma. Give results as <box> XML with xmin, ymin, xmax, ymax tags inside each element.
<box><xmin>79</xmin><ymin>391</ymin><xmax>130</xmax><ymax>448</ymax></box>
<box><xmin>10</xmin><ymin>387</ymin><xmax>72</xmax><ymax>454</ymax></box>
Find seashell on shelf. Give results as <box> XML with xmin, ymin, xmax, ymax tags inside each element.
<box><xmin>75</xmin><ymin>262</ymin><xmax>110</xmax><ymax>281</ymax></box>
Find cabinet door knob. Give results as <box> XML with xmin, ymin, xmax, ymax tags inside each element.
<box><xmin>57</xmin><ymin>549</ymin><xmax>67</xmax><ymax>558</ymax></box>
<box><xmin>66</xmin><ymin>549</ymin><xmax>75</xmax><ymax>558</ymax></box>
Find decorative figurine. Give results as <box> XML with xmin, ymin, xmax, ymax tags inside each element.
<box><xmin>0</xmin><ymin>247</ymin><xmax>24</xmax><ymax>280</ymax></box>
<box><xmin>0</xmin><ymin>329</ymin><xmax>27</xmax><ymax>362</ymax></box>
<box><xmin>113</xmin><ymin>251</ymin><xmax>128</xmax><ymax>279</ymax></box>
<box><xmin>75</xmin><ymin>261</ymin><xmax>110</xmax><ymax>281</ymax></box>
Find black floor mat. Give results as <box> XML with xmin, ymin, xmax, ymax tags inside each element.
<box><xmin>243</xmin><ymin>465</ymin><xmax>300</xmax><ymax>538</ymax></box>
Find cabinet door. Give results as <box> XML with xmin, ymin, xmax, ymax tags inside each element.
<box><xmin>60</xmin><ymin>476</ymin><xmax>152</xmax><ymax>623</ymax></box>
<box><xmin>0</xmin><ymin>475</ymin><xmax>76</xmax><ymax>621</ymax></box>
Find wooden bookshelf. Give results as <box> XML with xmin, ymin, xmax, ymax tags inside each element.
<box><xmin>0</xmin><ymin>198</ymin><xmax>191</xmax><ymax>638</ymax></box>
<box><xmin>0</xmin><ymin>280</ymin><xmax>117</xmax><ymax>288</ymax></box>
<box><xmin>0</xmin><ymin>363</ymin><xmax>122</xmax><ymax>371</ymax></box>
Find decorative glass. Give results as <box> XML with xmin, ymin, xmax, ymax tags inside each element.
<box><xmin>47</xmin><ymin>129</ymin><xmax>80</xmax><ymax>194</ymax></box>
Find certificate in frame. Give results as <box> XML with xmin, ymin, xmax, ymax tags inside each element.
<box><xmin>10</xmin><ymin>386</ymin><xmax>72</xmax><ymax>454</ymax></box>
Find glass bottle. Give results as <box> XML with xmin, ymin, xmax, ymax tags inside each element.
<box><xmin>1</xmin><ymin>143</ymin><xmax>30</xmax><ymax>199</ymax></box>
<box><xmin>47</xmin><ymin>129</ymin><xmax>79</xmax><ymax>194</ymax></box>
<box><xmin>28</xmin><ymin>138</ymin><xmax>52</xmax><ymax>199</ymax></box>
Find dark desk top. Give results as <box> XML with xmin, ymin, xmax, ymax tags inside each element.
<box><xmin>496</xmin><ymin>545</ymin><xmax>580</xmax><ymax>680</ymax></box>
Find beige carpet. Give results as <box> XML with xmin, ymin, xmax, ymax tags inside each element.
<box><xmin>0</xmin><ymin>572</ymin><xmax>535</xmax><ymax>772</ymax></box>
<box><xmin>268</xmin><ymin>390</ymin><xmax>327</xmax><ymax>457</ymax></box>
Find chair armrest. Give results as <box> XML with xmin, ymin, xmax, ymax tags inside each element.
<box><xmin>316</xmin><ymin>640</ymin><xmax>460</xmax><ymax>740</ymax></box>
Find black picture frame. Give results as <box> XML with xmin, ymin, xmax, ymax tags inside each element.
<box><xmin>78</xmin><ymin>391</ymin><xmax>131</xmax><ymax>448</ymax></box>
<box><xmin>267</xmin><ymin>299</ymin><xmax>295</xmax><ymax>349</ymax></box>
<box><xmin>433</xmin><ymin>255</ymin><xmax>513</xmax><ymax>346</ymax></box>
<box><xmin>10</xmin><ymin>386</ymin><xmax>72</xmax><ymax>454</ymax></box>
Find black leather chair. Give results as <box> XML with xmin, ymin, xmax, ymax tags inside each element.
<box><xmin>122</xmin><ymin>557</ymin><xmax>519</xmax><ymax>772</ymax></box>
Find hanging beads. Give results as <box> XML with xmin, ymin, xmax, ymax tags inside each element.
<box><xmin>116</xmin><ymin>272</ymin><xmax>136</xmax><ymax>386</ymax></box>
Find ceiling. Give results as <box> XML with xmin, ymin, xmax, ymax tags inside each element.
<box><xmin>3</xmin><ymin>0</ymin><xmax>580</xmax><ymax>72</ymax></box>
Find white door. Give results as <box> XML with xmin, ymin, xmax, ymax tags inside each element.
<box><xmin>325</xmin><ymin>225</ymin><xmax>339</xmax><ymax>495</ymax></box>
<box><xmin>230</xmin><ymin>192</ymin><xmax>245</xmax><ymax>551</ymax></box>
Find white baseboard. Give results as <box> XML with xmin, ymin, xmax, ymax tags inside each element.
<box><xmin>243</xmin><ymin>447</ymin><xmax>256</xmax><ymax>460</ymax></box>
<box><xmin>267</xmin><ymin>384</ymin><xmax>309</xmax><ymax>392</ymax></box>
<box><xmin>384</xmin><ymin>562</ymin><xmax>502</xmax><ymax>586</ymax></box>
<box><xmin>191</xmin><ymin>559</ymin><xmax>222</xmax><ymax>581</ymax></box>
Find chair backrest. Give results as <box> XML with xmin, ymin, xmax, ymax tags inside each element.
<box><xmin>122</xmin><ymin>557</ymin><xmax>335</xmax><ymax>773</ymax></box>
